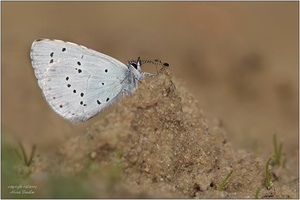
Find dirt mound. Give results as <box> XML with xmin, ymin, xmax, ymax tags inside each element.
<box><xmin>29</xmin><ymin>67</ymin><xmax>297</xmax><ymax>198</ymax></box>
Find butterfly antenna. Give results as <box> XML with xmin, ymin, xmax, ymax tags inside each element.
<box><xmin>137</xmin><ymin>57</ymin><xmax>141</xmax><ymax>65</ymax></box>
<box><xmin>141</xmin><ymin>59</ymin><xmax>170</xmax><ymax>74</ymax></box>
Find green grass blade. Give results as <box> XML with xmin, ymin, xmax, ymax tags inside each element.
<box><xmin>266</xmin><ymin>155</ymin><xmax>275</xmax><ymax>189</ymax></box>
<box><xmin>255</xmin><ymin>185</ymin><xmax>262</xmax><ymax>199</ymax></box>
<box><xmin>27</xmin><ymin>145</ymin><xmax>36</xmax><ymax>166</ymax></box>
<box><xmin>217</xmin><ymin>171</ymin><xmax>233</xmax><ymax>191</ymax></box>
<box><xmin>18</xmin><ymin>141</ymin><xmax>29</xmax><ymax>166</ymax></box>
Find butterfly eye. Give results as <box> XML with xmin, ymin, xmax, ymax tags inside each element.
<box><xmin>131</xmin><ymin>62</ymin><xmax>138</xmax><ymax>69</ymax></box>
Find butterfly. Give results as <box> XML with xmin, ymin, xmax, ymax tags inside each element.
<box><xmin>30</xmin><ymin>39</ymin><xmax>169</xmax><ymax>123</ymax></box>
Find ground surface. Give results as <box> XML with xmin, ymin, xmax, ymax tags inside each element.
<box><xmin>2</xmin><ymin>2</ymin><xmax>298</xmax><ymax>198</ymax></box>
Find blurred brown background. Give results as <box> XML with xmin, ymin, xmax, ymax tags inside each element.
<box><xmin>2</xmin><ymin>2</ymin><xmax>298</xmax><ymax>174</ymax></box>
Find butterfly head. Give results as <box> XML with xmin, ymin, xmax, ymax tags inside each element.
<box><xmin>128</xmin><ymin>57</ymin><xmax>142</xmax><ymax>71</ymax></box>
<box><xmin>127</xmin><ymin>57</ymin><xmax>144</xmax><ymax>80</ymax></box>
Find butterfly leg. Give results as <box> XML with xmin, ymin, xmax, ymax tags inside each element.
<box><xmin>142</xmin><ymin>72</ymin><xmax>156</xmax><ymax>77</ymax></box>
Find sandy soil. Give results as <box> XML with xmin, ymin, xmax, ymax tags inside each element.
<box><xmin>2</xmin><ymin>2</ymin><xmax>298</xmax><ymax>198</ymax></box>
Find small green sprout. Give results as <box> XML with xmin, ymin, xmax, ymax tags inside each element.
<box><xmin>272</xmin><ymin>134</ymin><xmax>283</xmax><ymax>166</ymax></box>
<box><xmin>265</xmin><ymin>155</ymin><xmax>275</xmax><ymax>189</ymax></box>
<box><xmin>18</xmin><ymin>142</ymin><xmax>36</xmax><ymax>166</ymax></box>
<box><xmin>217</xmin><ymin>170</ymin><xmax>233</xmax><ymax>191</ymax></box>
<box><xmin>255</xmin><ymin>185</ymin><xmax>262</xmax><ymax>199</ymax></box>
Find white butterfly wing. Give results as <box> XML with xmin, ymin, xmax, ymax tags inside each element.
<box><xmin>30</xmin><ymin>39</ymin><xmax>130</xmax><ymax>123</ymax></box>
<box><xmin>30</xmin><ymin>39</ymin><xmax>127</xmax><ymax>88</ymax></box>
